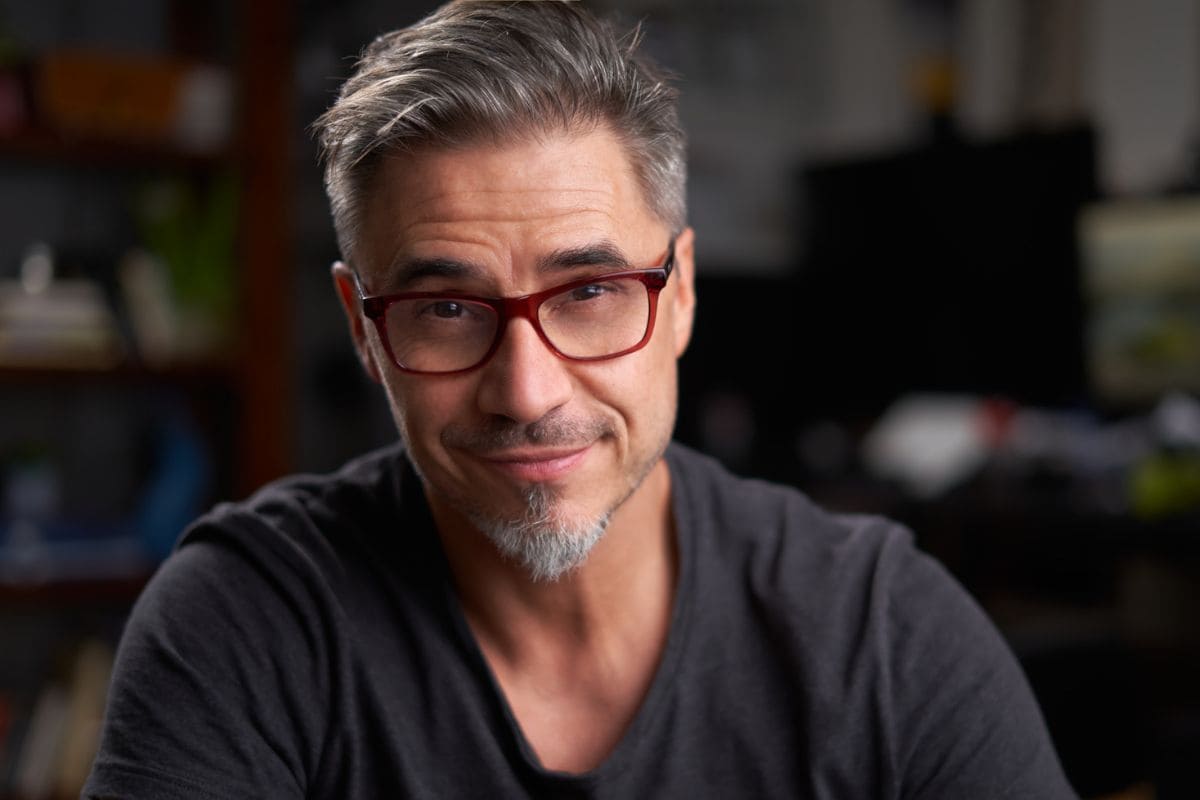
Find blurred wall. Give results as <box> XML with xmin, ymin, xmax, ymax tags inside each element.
<box><xmin>289</xmin><ymin>0</ymin><xmax>1200</xmax><ymax>471</ymax></box>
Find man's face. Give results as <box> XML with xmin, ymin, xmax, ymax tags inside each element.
<box><xmin>335</xmin><ymin>126</ymin><xmax>696</xmax><ymax>567</ymax></box>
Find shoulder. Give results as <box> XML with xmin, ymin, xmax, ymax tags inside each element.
<box><xmin>125</xmin><ymin>442</ymin><xmax>429</xmax><ymax>662</ymax></box>
<box><xmin>666</xmin><ymin>441</ymin><xmax>995</xmax><ymax>654</ymax></box>
<box><xmin>83</xmin><ymin>452</ymin><xmax>416</xmax><ymax>800</ymax></box>
<box><xmin>93</xmin><ymin>446</ymin><xmax>420</xmax><ymax>787</ymax></box>
<box><xmin>665</xmin><ymin>442</ymin><xmax>1075</xmax><ymax>796</ymax></box>
<box><xmin>189</xmin><ymin>442</ymin><xmax>409</xmax><ymax>546</ymax></box>
<box><xmin>170</xmin><ymin>443</ymin><xmax>420</xmax><ymax>585</ymax></box>
<box><xmin>665</xmin><ymin>440</ymin><xmax>915</xmax><ymax>591</ymax></box>
<box><xmin>132</xmin><ymin>443</ymin><xmax>410</xmax><ymax>621</ymax></box>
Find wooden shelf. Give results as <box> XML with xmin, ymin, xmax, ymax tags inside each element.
<box><xmin>0</xmin><ymin>359</ymin><xmax>238</xmax><ymax>387</ymax></box>
<box><xmin>0</xmin><ymin>572</ymin><xmax>153</xmax><ymax>606</ymax></box>
<box><xmin>0</xmin><ymin>128</ymin><xmax>231</xmax><ymax>170</ymax></box>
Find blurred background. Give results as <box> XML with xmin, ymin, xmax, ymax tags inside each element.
<box><xmin>0</xmin><ymin>0</ymin><xmax>1198</xmax><ymax>797</ymax></box>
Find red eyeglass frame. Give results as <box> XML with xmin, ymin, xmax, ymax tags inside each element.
<box><xmin>357</xmin><ymin>238</ymin><xmax>677</xmax><ymax>375</ymax></box>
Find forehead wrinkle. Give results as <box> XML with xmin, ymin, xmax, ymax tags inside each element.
<box><xmin>402</xmin><ymin>186</ymin><xmax>621</xmax><ymax>228</ymax></box>
<box><xmin>401</xmin><ymin>208</ymin><xmax>619</xmax><ymax>237</ymax></box>
<box><xmin>383</xmin><ymin>236</ymin><xmax>634</xmax><ymax>293</ymax></box>
<box><xmin>390</xmin><ymin>200</ymin><xmax>621</xmax><ymax>265</ymax></box>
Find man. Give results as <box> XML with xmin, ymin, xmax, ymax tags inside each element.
<box><xmin>86</xmin><ymin>2</ymin><xmax>1077</xmax><ymax>797</ymax></box>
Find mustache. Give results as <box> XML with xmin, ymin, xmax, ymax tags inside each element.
<box><xmin>442</xmin><ymin>412</ymin><xmax>613</xmax><ymax>453</ymax></box>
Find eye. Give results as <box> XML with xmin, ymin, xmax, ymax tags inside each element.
<box><xmin>427</xmin><ymin>300</ymin><xmax>466</xmax><ymax>318</ymax></box>
<box><xmin>568</xmin><ymin>282</ymin><xmax>614</xmax><ymax>302</ymax></box>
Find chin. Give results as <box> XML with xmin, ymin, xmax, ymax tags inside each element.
<box><xmin>470</xmin><ymin>484</ymin><xmax>612</xmax><ymax>582</ymax></box>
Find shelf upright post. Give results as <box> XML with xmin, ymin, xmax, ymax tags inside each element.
<box><xmin>234</xmin><ymin>0</ymin><xmax>293</xmax><ymax>495</ymax></box>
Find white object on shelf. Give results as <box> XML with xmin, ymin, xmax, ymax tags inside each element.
<box><xmin>0</xmin><ymin>279</ymin><xmax>123</xmax><ymax>369</ymax></box>
<box><xmin>862</xmin><ymin>393</ymin><xmax>992</xmax><ymax>499</ymax></box>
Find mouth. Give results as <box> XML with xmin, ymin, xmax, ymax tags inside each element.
<box><xmin>474</xmin><ymin>445</ymin><xmax>592</xmax><ymax>483</ymax></box>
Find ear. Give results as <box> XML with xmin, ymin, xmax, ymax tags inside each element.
<box><xmin>332</xmin><ymin>261</ymin><xmax>384</xmax><ymax>384</ymax></box>
<box><xmin>669</xmin><ymin>226</ymin><xmax>697</xmax><ymax>358</ymax></box>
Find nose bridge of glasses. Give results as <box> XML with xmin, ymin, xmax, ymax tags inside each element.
<box><xmin>496</xmin><ymin>292</ymin><xmax>543</xmax><ymax>323</ymax></box>
<box><xmin>494</xmin><ymin>292</ymin><xmax>560</xmax><ymax>354</ymax></box>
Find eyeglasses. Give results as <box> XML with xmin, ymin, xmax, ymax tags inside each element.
<box><xmin>357</xmin><ymin>238</ymin><xmax>676</xmax><ymax>375</ymax></box>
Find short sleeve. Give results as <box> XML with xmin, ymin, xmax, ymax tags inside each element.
<box><xmin>84</xmin><ymin>518</ymin><xmax>333</xmax><ymax>800</ymax></box>
<box><xmin>882</xmin><ymin>535</ymin><xmax>1079</xmax><ymax>799</ymax></box>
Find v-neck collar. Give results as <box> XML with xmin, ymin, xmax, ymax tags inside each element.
<box><xmin>434</xmin><ymin>446</ymin><xmax>698</xmax><ymax>787</ymax></box>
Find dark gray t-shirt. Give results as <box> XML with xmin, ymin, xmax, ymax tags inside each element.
<box><xmin>85</xmin><ymin>442</ymin><xmax>1076</xmax><ymax>799</ymax></box>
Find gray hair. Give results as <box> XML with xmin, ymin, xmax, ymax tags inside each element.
<box><xmin>313</xmin><ymin>0</ymin><xmax>687</xmax><ymax>265</ymax></box>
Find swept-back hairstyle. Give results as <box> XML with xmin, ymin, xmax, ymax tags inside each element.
<box><xmin>313</xmin><ymin>0</ymin><xmax>687</xmax><ymax>264</ymax></box>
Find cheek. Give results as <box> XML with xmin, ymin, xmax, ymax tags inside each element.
<box><xmin>643</xmin><ymin>331</ymin><xmax>682</xmax><ymax>433</ymax></box>
<box><xmin>381</xmin><ymin>376</ymin><xmax>465</xmax><ymax>451</ymax></box>
<box><xmin>594</xmin><ymin>336</ymin><xmax>679</xmax><ymax>434</ymax></box>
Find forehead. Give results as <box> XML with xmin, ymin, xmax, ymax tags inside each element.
<box><xmin>357</xmin><ymin>126</ymin><xmax>663</xmax><ymax>282</ymax></box>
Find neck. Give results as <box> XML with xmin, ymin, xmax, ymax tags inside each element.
<box><xmin>431</xmin><ymin>459</ymin><xmax>677</xmax><ymax>661</ymax></box>
<box><xmin>429</xmin><ymin>459</ymin><xmax>678</xmax><ymax>773</ymax></box>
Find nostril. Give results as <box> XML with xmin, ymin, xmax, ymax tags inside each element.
<box><xmin>476</xmin><ymin>321</ymin><xmax>574</xmax><ymax>424</ymax></box>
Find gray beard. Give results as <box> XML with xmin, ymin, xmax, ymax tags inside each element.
<box><xmin>469</xmin><ymin>483</ymin><xmax>611</xmax><ymax>582</ymax></box>
<box><xmin>401</xmin><ymin>407</ymin><xmax>665</xmax><ymax>583</ymax></box>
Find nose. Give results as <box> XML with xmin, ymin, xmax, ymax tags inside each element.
<box><xmin>475</xmin><ymin>317</ymin><xmax>573</xmax><ymax>424</ymax></box>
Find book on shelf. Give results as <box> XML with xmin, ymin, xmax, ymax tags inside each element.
<box><xmin>10</xmin><ymin>684</ymin><xmax>68</xmax><ymax>800</ymax></box>
<box><xmin>54</xmin><ymin>639</ymin><xmax>114</xmax><ymax>798</ymax></box>
<box><xmin>0</xmin><ymin>277</ymin><xmax>124</xmax><ymax>370</ymax></box>
<box><xmin>0</xmin><ymin>638</ymin><xmax>115</xmax><ymax>800</ymax></box>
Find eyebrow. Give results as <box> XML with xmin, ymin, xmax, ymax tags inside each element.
<box><xmin>388</xmin><ymin>257</ymin><xmax>478</xmax><ymax>290</ymax></box>
<box><xmin>386</xmin><ymin>240</ymin><xmax>633</xmax><ymax>290</ymax></box>
<box><xmin>536</xmin><ymin>241</ymin><xmax>632</xmax><ymax>273</ymax></box>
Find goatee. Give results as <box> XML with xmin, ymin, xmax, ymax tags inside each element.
<box><xmin>471</xmin><ymin>482</ymin><xmax>611</xmax><ymax>582</ymax></box>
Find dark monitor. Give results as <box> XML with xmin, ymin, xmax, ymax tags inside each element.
<box><xmin>794</xmin><ymin>125</ymin><xmax>1099</xmax><ymax>417</ymax></box>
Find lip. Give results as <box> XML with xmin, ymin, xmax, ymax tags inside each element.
<box><xmin>475</xmin><ymin>445</ymin><xmax>591</xmax><ymax>483</ymax></box>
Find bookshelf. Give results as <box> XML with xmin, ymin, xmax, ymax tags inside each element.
<box><xmin>0</xmin><ymin>0</ymin><xmax>291</xmax><ymax>795</ymax></box>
